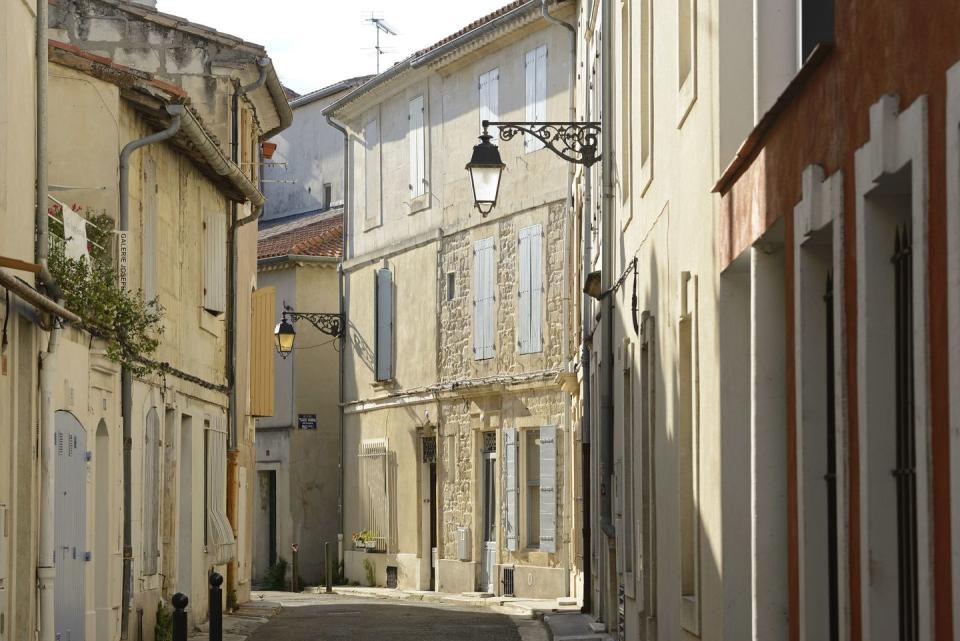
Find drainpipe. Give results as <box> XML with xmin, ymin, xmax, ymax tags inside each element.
<box><xmin>118</xmin><ymin>106</ymin><xmax>183</xmax><ymax>640</ymax></box>
<box><xmin>541</xmin><ymin>0</ymin><xmax>577</xmax><ymax>600</ymax></box>
<box><xmin>599</xmin><ymin>0</ymin><xmax>615</xmax><ymax>542</ymax></box>
<box><xmin>326</xmin><ymin>113</ymin><xmax>349</xmax><ymax>563</ymax></box>
<box><xmin>225</xmin><ymin>57</ymin><xmax>269</xmax><ymax>602</ymax></box>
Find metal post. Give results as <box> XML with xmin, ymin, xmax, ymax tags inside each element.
<box><xmin>172</xmin><ymin>593</ymin><xmax>188</xmax><ymax>641</ymax></box>
<box><xmin>325</xmin><ymin>542</ymin><xmax>334</xmax><ymax>594</ymax></box>
<box><xmin>209</xmin><ymin>572</ymin><xmax>223</xmax><ymax>641</ymax></box>
<box><xmin>291</xmin><ymin>543</ymin><xmax>300</xmax><ymax>592</ymax></box>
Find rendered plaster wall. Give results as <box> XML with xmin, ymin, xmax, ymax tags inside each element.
<box><xmin>263</xmin><ymin>96</ymin><xmax>350</xmax><ymax>219</ymax></box>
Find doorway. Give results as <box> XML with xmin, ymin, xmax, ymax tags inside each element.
<box><xmin>54</xmin><ymin>411</ymin><xmax>87</xmax><ymax>641</ymax></box>
<box><xmin>429</xmin><ymin>461</ymin><xmax>437</xmax><ymax>590</ymax></box>
<box><xmin>94</xmin><ymin>420</ymin><xmax>111</xmax><ymax>640</ymax></box>
<box><xmin>481</xmin><ymin>451</ymin><xmax>497</xmax><ymax>593</ymax></box>
<box><xmin>178</xmin><ymin>415</ymin><xmax>192</xmax><ymax>595</ymax></box>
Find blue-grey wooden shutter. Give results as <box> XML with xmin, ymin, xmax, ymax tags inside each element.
<box><xmin>473</xmin><ymin>238</ymin><xmax>495</xmax><ymax>360</ymax></box>
<box><xmin>524</xmin><ymin>49</ymin><xmax>538</xmax><ymax>151</ymax></box>
<box><xmin>518</xmin><ymin>225</ymin><xmax>543</xmax><ymax>354</ymax></box>
<box><xmin>203</xmin><ymin>211</ymin><xmax>226</xmax><ymax>313</ymax></box>
<box><xmin>504</xmin><ymin>426</ymin><xmax>518</xmax><ymax>551</ymax></box>
<box><xmin>539</xmin><ymin>425</ymin><xmax>557</xmax><ymax>552</ymax></box>
<box><xmin>375</xmin><ymin>268</ymin><xmax>394</xmax><ymax>380</ymax></box>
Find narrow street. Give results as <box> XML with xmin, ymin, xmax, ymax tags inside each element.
<box><xmin>246</xmin><ymin>594</ymin><xmax>547</xmax><ymax>641</ymax></box>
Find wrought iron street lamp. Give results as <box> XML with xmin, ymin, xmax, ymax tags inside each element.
<box><xmin>273</xmin><ymin>305</ymin><xmax>343</xmax><ymax>359</ymax></box>
<box><xmin>466</xmin><ymin>119</ymin><xmax>602</xmax><ymax>215</ymax></box>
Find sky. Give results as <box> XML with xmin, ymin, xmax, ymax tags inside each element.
<box><xmin>157</xmin><ymin>0</ymin><xmax>515</xmax><ymax>95</ymax></box>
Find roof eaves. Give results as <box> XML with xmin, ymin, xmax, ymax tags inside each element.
<box><xmin>323</xmin><ymin>0</ymin><xmax>542</xmax><ymax>119</ymax></box>
<box><xmin>290</xmin><ymin>76</ymin><xmax>376</xmax><ymax>109</ymax></box>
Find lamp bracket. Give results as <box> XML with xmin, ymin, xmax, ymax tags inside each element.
<box><xmin>282</xmin><ymin>306</ymin><xmax>343</xmax><ymax>338</ymax></box>
<box><xmin>483</xmin><ymin>120</ymin><xmax>602</xmax><ymax>167</ymax></box>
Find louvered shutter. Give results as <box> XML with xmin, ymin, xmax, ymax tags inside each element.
<box><xmin>480</xmin><ymin>69</ymin><xmax>500</xmax><ymax>136</ymax></box>
<box><xmin>504</xmin><ymin>426</ymin><xmax>518</xmax><ymax>551</ymax></box>
<box><xmin>250</xmin><ymin>287</ymin><xmax>276</xmax><ymax>417</ymax></box>
<box><xmin>473</xmin><ymin>238</ymin><xmax>495</xmax><ymax>360</ymax></box>
<box><xmin>365</xmin><ymin>118</ymin><xmax>381</xmax><ymax>226</ymax></box>
<box><xmin>409</xmin><ymin>96</ymin><xmax>425</xmax><ymax>197</ymax></box>
<box><xmin>518</xmin><ymin>225</ymin><xmax>543</xmax><ymax>354</ymax></box>
<box><xmin>479</xmin><ymin>71</ymin><xmax>490</xmax><ymax>130</ymax></box>
<box><xmin>535</xmin><ymin>45</ymin><xmax>548</xmax><ymax>123</ymax></box>
<box><xmin>203</xmin><ymin>211</ymin><xmax>226</xmax><ymax>313</ymax></box>
<box><xmin>524</xmin><ymin>50</ymin><xmax>538</xmax><ymax>151</ymax></box>
<box><xmin>539</xmin><ymin>425</ymin><xmax>557</xmax><ymax>552</ymax></box>
<box><xmin>529</xmin><ymin>226</ymin><xmax>542</xmax><ymax>351</ymax></box>
<box><xmin>518</xmin><ymin>228</ymin><xmax>531</xmax><ymax>352</ymax></box>
<box><xmin>375</xmin><ymin>268</ymin><xmax>394</xmax><ymax>380</ymax></box>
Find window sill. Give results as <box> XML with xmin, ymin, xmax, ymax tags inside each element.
<box><xmin>680</xmin><ymin>594</ymin><xmax>700</xmax><ymax>636</ymax></box>
<box><xmin>408</xmin><ymin>192</ymin><xmax>430</xmax><ymax>215</ymax></box>
<box><xmin>199</xmin><ymin>307</ymin><xmax>223</xmax><ymax>337</ymax></box>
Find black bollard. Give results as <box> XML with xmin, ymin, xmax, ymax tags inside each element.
<box><xmin>325</xmin><ymin>542</ymin><xmax>333</xmax><ymax>594</ymax></box>
<box><xmin>172</xmin><ymin>593</ymin><xmax>189</xmax><ymax>641</ymax></box>
<box><xmin>209</xmin><ymin>572</ymin><xmax>223</xmax><ymax>641</ymax></box>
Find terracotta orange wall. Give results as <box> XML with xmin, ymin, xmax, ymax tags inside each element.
<box><xmin>719</xmin><ymin>2</ymin><xmax>959</xmax><ymax>640</ymax></box>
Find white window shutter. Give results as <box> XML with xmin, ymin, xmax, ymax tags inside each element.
<box><xmin>408</xmin><ymin>96</ymin><xmax>425</xmax><ymax>197</ymax></box>
<box><xmin>375</xmin><ymin>268</ymin><xmax>394</xmax><ymax>380</ymax></box>
<box><xmin>489</xmin><ymin>69</ymin><xmax>499</xmax><ymax>135</ymax></box>
<box><xmin>364</xmin><ymin>118</ymin><xmax>381</xmax><ymax>226</ymax></box>
<box><xmin>504</xmin><ymin>426</ymin><xmax>518</xmax><ymax>551</ymax></box>
<box><xmin>479</xmin><ymin>71</ymin><xmax>489</xmax><ymax>131</ymax></box>
<box><xmin>518</xmin><ymin>228</ymin><xmax>531</xmax><ymax>352</ymax></box>
<box><xmin>539</xmin><ymin>425</ymin><xmax>557</xmax><ymax>552</ymax></box>
<box><xmin>529</xmin><ymin>226</ymin><xmax>542</xmax><ymax>351</ymax></box>
<box><xmin>536</xmin><ymin>45</ymin><xmax>548</xmax><ymax>123</ymax></box>
<box><xmin>203</xmin><ymin>211</ymin><xmax>226</xmax><ymax>313</ymax></box>
<box><xmin>473</xmin><ymin>238</ymin><xmax>495</xmax><ymax>360</ymax></box>
<box><xmin>416</xmin><ymin>99</ymin><xmax>426</xmax><ymax>195</ymax></box>
<box><xmin>524</xmin><ymin>50</ymin><xmax>539</xmax><ymax>151</ymax></box>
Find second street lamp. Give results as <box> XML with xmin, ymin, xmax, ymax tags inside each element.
<box><xmin>273</xmin><ymin>306</ymin><xmax>343</xmax><ymax>359</ymax></box>
<box><xmin>274</xmin><ymin>317</ymin><xmax>296</xmax><ymax>357</ymax></box>
<box><xmin>465</xmin><ymin>129</ymin><xmax>506</xmax><ymax>216</ymax></box>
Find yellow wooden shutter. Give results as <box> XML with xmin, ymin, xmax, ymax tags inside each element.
<box><xmin>250</xmin><ymin>286</ymin><xmax>276</xmax><ymax>417</ymax></box>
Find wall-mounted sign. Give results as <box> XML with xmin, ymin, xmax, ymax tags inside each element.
<box><xmin>116</xmin><ymin>230</ymin><xmax>130</xmax><ymax>291</ymax></box>
<box><xmin>297</xmin><ymin>414</ymin><xmax>317</xmax><ymax>430</ymax></box>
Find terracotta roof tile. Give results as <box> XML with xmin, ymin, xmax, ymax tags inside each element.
<box><xmin>258</xmin><ymin>211</ymin><xmax>343</xmax><ymax>260</ymax></box>
<box><xmin>413</xmin><ymin>0</ymin><xmax>530</xmax><ymax>58</ymax></box>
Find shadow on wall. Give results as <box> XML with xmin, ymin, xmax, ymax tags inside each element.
<box><xmin>350</xmin><ymin>320</ymin><xmax>375</xmax><ymax>374</ymax></box>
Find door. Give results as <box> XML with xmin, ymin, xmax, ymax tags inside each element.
<box><xmin>178</xmin><ymin>415</ymin><xmax>192</xmax><ymax>594</ymax></box>
<box><xmin>55</xmin><ymin>411</ymin><xmax>87</xmax><ymax>641</ymax></box>
<box><xmin>481</xmin><ymin>452</ymin><xmax>497</xmax><ymax>593</ymax></box>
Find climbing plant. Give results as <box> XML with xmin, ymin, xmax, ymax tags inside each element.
<box><xmin>47</xmin><ymin>203</ymin><xmax>164</xmax><ymax>376</ymax></box>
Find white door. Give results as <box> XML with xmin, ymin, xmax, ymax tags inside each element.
<box><xmin>481</xmin><ymin>453</ymin><xmax>497</xmax><ymax>593</ymax></box>
<box><xmin>55</xmin><ymin>411</ymin><xmax>87</xmax><ymax>641</ymax></box>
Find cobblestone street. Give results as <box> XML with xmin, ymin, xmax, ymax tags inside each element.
<box><xmin>245</xmin><ymin>594</ymin><xmax>547</xmax><ymax>641</ymax></box>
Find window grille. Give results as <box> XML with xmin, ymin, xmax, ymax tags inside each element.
<box><xmin>892</xmin><ymin>227</ymin><xmax>918</xmax><ymax>641</ymax></box>
<box><xmin>359</xmin><ymin>439</ymin><xmax>390</xmax><ymax>553</ymax></box>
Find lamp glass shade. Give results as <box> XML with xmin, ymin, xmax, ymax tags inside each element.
<box><xmin>466</xmin><ymin>133</ymin><xmax>505</xmax><ymax>216</ymax></box>
<box><xmin>274</xmin><ymin>318</ymin><xmax>296</xmax><ymax>357</ymax></box>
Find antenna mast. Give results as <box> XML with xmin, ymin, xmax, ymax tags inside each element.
<box><xmin>365</xmin><ymin>13</ymin><xmax>397</xmax><ymax>74</ymax></box>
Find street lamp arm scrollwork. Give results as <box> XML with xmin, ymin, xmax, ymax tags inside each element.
<box><xmin>482</xmin><ymin>120</ymin><xmax>602</xmax><ymax>167</ymax></box>
<box><xmin>282</xmin><ymin>305</ymin><xmax>343</xmax><ymax>338</ymax></box>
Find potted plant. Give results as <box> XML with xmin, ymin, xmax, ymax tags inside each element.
<box><xmin>352</xmin><ymin>530</ymin><xmax>378</xmax><ymax>551</ymax></box>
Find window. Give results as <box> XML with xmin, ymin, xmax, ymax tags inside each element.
<box><xmin>799</xmin><ymin>0</ymin><xmax>835</xmax><ymax>63</ymax></box>
<box><xmin>518</xmin><ymin>225</ymin><xmax>543</xmax><ymax>354</ymax></box>
<box><xmin>408</xmin><ymin>96</ymin><xmax>426</xmax><ymax>197</ymax></box>
<box><xmin>323</xmin><ymin>183</ymin><xmax>332</xmax><ymax>209</ymax></box>
<box><xmin>473</xmin><ymin>237</ymin><xmax>495</xmax><ymax>360</ymax></box>
<box><xmin>619</xmin><ymin>0</ymin><xmax>631</xmax><ymax>204</ymax></box>
<box><xmin>359</xmin><ymin>439</ymin><xmax>390</xmax><ymax>552</ymax></box>
<box><xmin>479</xmin><ymin>67</ymin><xmax>499</xmax><ymax>134</ymax></box>
<box><xmin>539</xmin><ymin>426</ymin><xmax>557</xmax><ymax>553</ymax></box>
<box><xmin>446</xmin><ymin>272</ymin><xmax>456</xmax><ymax>302</ymax></box>
<box><xmin>637</xmin><ymin>0</ymin><xmax>653</xmax><ymax>192</ymax></box>
<box><xmin>375</xmin><ymin>268</ymin><xmax>394</xmax><ymax>381</ymax></box>
<box><xmin>526</xmin><ymin>430</ymin><xmax>541</xmax><ymax>548</ymax></box>
<box><xmin>142</xmin><ymin>408</ymin><xmax>161</xmax><ymax>575</ymax></box>
<box><xmin>621</xmin><ymin>340</ymin><xmax>636</xmax><ymax>595</ymax></box>
<box><xmin>639</xmin><ymin>315</ymin><xmax>657</xmax><ymax>616</ymax></box>
<box><xmin>678</xmin><ymin>272</ymin><xmax>700</xmax><ymax>634</ymax></box>
<box><xmin>364</xmin><ymin>118</ymin><xmax>381</xmax><ymax>227</ymax></box>
<box><xmin>677</xmin><ymin>0</ymin><xmax>697</xmax><ymax>125</ymax></box>
<box><xmin>524</xmin><ymin>45</ymin><xmax>548</xmax><ymax>152</ymax></box>
<box><xmin>205</xmin><ymin>416</ymin><xmax>235</xmax><ymax>564</ymax></box>
<box><xmin>202</xmin><ymin>212</ymin><xmax>227</xmax><ymax>314</ymax></box>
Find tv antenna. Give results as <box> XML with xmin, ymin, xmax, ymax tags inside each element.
<box><xmin>365</xmin><ymin>13</ymin><xmax>397</xmax><ymax>74</ymax></box>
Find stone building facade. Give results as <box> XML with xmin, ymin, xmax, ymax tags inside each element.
<box><xmin>326</xmin><ymin>0</ymin><xmax>581</xmax><ymax>599</ymax></box>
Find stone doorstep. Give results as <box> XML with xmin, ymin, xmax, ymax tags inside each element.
<box><xmin>543</xmin><ymin>613</ymin><xmax>612</xmax><ymax>641</ymax></box>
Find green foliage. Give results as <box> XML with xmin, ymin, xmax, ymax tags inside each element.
<box><xmin>264</xmin><ymin>556</ymin><xmax>288</xmax><ymax>591</ymax></box>
<box><xmin>362</xmin><ymin>559</ymin><xmax>376</xmax><ymax>587</ymax></box>
<box><xmin>155</xmin><ymin>601</ymin><xmax>172</xmax><ymax>641</ymax></box>
<box><xmin>47</xmin><ymin>204</ymin><xmax>164</xmax><ymax>376</ymax></box>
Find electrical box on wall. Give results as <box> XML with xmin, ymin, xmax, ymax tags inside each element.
<box><xmin>457</xmin><ymin>527</ymin><xmax>471</xmax><ymax>561</ymax></box>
